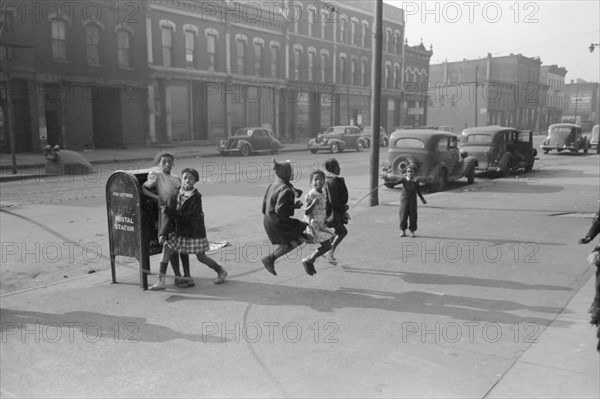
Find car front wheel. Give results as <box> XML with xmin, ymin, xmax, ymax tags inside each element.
<box><xmin>240</xmin><ymin>144</ymin><xmax>251</xmax><ymax>157</ymax></box>
<box><xmin>310</xmin><ymin>149</ymin><xmax>318</xmax><ymax>154</ymax></box>
<box><xmin>381</xmin><ymin>138</ymin><xmax>388</xmax><ymax>147</ymax></box>
<box><xmin>330</xmin><ymin>143</ymin><xmax>340</xmax><ymax>153</ymax></box>
<box><xmin>356</xmin><ymin>141</ymin><xmax>365</xmax><ymax>152</ymax></box>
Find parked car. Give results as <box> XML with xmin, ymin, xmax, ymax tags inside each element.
<box><xmin>361</xmin><ymin>126</ymin><xmax>389</xmax><ymax>147</ymax></box>
<box><xmin>460</xmin><ymin>126</ymin><xmax>537</xmax><ymax>176</ymax></box>
<box><xmin>540</xmin><ymin>123</ymin><xmax>589</xmax><ymax>154</ymax></box>
<box><xmin>380</xmin><ymin>129</ymin><xmax>478</xmax><ymax>191</ymax></box>
<box><xmin>589</xmin><ymin>124</ymin><xmax>599</xmax><ymax>153</ymax></box>
<box><xmin>218</xmin><ymin>127</ymin><xmax>283</xmax><ymax>157</ymax></box>
<box><xmin>308</xmin><ymin>125</ymin><xmax>368</xmax><ymax>153</ymax></box>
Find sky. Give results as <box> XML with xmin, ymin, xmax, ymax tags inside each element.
<box><xmin>383</xmin><ymin>0</ymin><xmax>600</xmax><ymax>82</ymax></box>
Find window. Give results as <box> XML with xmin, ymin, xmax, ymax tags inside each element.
<box><xmin>206</xmin><ymin>32</ymin><xmax>217</xmax><ymax>71</ymax></box>
<box><xmin>351</xmin><ymin>20</ymin><xmax>357</xmax><ymax>46</ymax></box>
<box><xmin>236</xmin><ymin>38</ymin><xmax>246</xmax><ymax>74</ymax></box>
<box><xmin>361</xmin><ymin>22</ymin><xmax>368</xmax><ymax>48</ymax></box>
<box><xmin>340</xmin><ymin>18</ymin><xmax>346</xmax><ymax>43</ymax></box>
<box><xmin>254</xmin><ymin>41</ymin><xmax>263</xmax><ymax>76</ymax></box>
<box><xmin>185</xmin><ymin>30</ymin><xmax>195</xmax><ymax>67</ymax></box>
<box><xmin>385</xmin><ymin>64</ymin><xmax>391</xmax><ymax>88</ymax></box>
<box><xmin>350</xmin><ymin>59</ymin><xmax>357</xmax><ymax>85</ymax></box>
<box><xmin>394</xmin><ymin>65</ymin><xmax>400</xmax><ymax>89</ymax></box>
<box><xmin>385</xmin><ymin>29</ymin><xmax>392</xmax><ymax>53</ymax></box>
<box><xmin>308</xmin><ymin>8</ymin><xmax>316</xmax><ymax>36</ymax></box>
<box><xmin>395</xmin><ymin>32</ymin><xmax>402</xmax><ymax>54</ymax></box>
<box><xmin>161</xmin><ymin>26</ymin><xmax>173</xmax><ymax>67</ymax></box>
<box><xmin>395</xmin><ymin>138</ymin><xmax>425</xmax><ymax>148</ymax></box>
<box><xmin>116</xmin><ymin>29</ymin><xmax>130</xmax><ymax>67</ymax></box>
<box><xmin>293</xmin><ymin>47</ymin><xmax>302</xmax><ymax>80</ymax></box>
<box><xmin>437</xmin><ymin>138</ymin><xmax>449</xmax><ymax>152</ymax></box>
<box><xmin>361</xmin><ymin>59</ymin><xmax>368</xmax><ymax>86</ymax></box>
<box><xmin>270</xmin><ymin>45</ymin><xmax>279</xmax><ymax>78</ymax></box>
<box><xmin>52</xmin><ymin>20</ymin><xmax>67</xmax><ymax>60</ymax></box>
<box><xmin>320</xmin><ymin>53</ymin><xmax>328</xmax><ymax>82</ymax></box>
<box><xmin>340</xmin><ymin>56</ymin><xmax>347</xmax><ymax>84</ymax></box>
<box><xmin>85</xmin><ymin>24</ymin><xmax>102</xmax><ymax>65</ymax></box>
<box><xmin>320</xmin><ymin>11</ymin><xmax>327</xmax><ymax>39</ymax></box>
<box><xmin>308</xmin><ymin>50</ymin><xmax>315</xmax><ymax>81</ymax></box>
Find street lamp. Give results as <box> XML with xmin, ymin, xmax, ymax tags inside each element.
<box><xmin>589</xmin><ymin>43</ymin><xmax>600</xmax><ymax>53</ymax></box>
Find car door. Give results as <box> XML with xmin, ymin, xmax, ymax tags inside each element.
<box><xmin>344</xmin><ymin>127</ymin><xmax>359</xmax><ymax>147</ymax></box>
<box><xmin>251</xmin><ymin>129</ymin><xmax>268</xmax><ymax>150</ymax></box>
<box><xmin>436</xmin><ymin>136</ymin><xmax>459</xmax><ymax>178</ymax></box>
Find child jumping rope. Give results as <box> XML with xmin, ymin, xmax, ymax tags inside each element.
<box><xmin>397</xmin><ymin>165</ymin><xmax>427</xmax><ymax>238</ymax></box>
<box><xmin>150</xmin><ymin>168</ymin><xmax>227</xmax><ymax>290</ymax></box>
<box><xmin>302</xmin><ymin>170</ymin><xmax>335</xmax><ymax>274</ymax></box>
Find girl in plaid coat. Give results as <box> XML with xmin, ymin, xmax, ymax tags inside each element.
<box><xmin>150</xmin><ymin>168</ymin><xmax>227</xmax><ymax>290</ymax></box>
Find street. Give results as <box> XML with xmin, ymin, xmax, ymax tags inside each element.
<box><xmin>0</xmin><ymin>145</ymin><xmax>599</xmax><ymax>397</ymax></box>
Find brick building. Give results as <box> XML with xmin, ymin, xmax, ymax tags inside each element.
<box><xmin>1</xmin><ymin>0</ymin><xmax>432</xmax><ymax>151</ymax></box>
<box><xmin>428</xmin><ymin>53</ymin><xmax>542</xmax><ymax>133</ymax></box>
<box><xmin>562</xmin><ymin>79</ymin><xmax>600</xmax><ymax>131</ymax></box>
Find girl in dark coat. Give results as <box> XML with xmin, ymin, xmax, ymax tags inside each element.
<box><xmin>261</xmin><ymin>160</ymin><xmax>311</xmax><ymax>276</ymax></box>
<box><xmin>397</xmin><ymin>166</ymin><xmax>427</xmax><ymax>238</ymax></box>
<box><xmin>149</xmin><ymin>168</ymin><xmax>227</xmax><ymax>290</ymax></box>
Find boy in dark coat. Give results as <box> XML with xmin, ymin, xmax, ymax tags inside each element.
<box><xmin>323</xmin><ymin>158</ymin><xmax>349</xmax><ymax>265</ymax></box>
<box><xmin>397</xmin><ymin>165</ymin><xmax>427</xmax><ymax>238</ymax></box>
<box><xmin>261</xmin><ymin>160</ymin><xmax>313</xmax><ymax>276</ymax></box>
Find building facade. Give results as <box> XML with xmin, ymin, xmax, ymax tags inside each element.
<box><xmin>539</xmin><ymin>65</ymin><xmax>567</xmax><ymax>129</ymax></box>
<box><xmin>0</xmin><ymin>0</ymin><xmax>148</xmax><ymax>152</ymax></box>
<box><xmin>562</xmin><ymin>79</ymin><xmax>600</xmax><ymax>131</ymax></box>
<box><xmin>1</xmin><ymin>0</ymin><xmax>431</xmax><ymax>152</ymax></box>
<box><xmin>428</xmin><ymin>53</ymin><xmax>542</xmax><ymax>133</ymax></box>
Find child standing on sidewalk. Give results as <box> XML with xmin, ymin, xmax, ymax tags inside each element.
<box><xmin>150</xmin><ymin>168</ymin><xmax>227</xmax><ymax>290</ymax></box>
<box><xmin>302</xmin><ymin>170</ymin><xmax>335</xmax><ymax>274</ymax></box>
<box><xmin>142</xmin><ymin>152</ymin><xmax>193</xmax><ymax>288</ymax></box>
<box><xmin>397</xmin><ymin>165</ymin><xmax>427</xmax><ymax>238</ymax></box>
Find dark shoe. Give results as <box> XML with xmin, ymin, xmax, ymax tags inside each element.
<box><xmin>261</xmin><ymin>256</ymin><xmax>277</xmax><ymax>276</ymax></box>
<box><xmin>184</xmin><ymin>277</ymin><xmax>195</xmax><ymax>287</ymax></box>
<box><xmin>214</xmin><ymin>268</ymin><xmax>228</xmax><ymax>285</ymax></box>
<box><xmin>400</xmin><ymin>230</ymin><xmax>406</xmax><ymax>237</ymax></box>
<box><xmin>302</xmin><ymin>258</ymin><xmax>316</xmax><ymax>276</ymax></box>
<box><xmin>174</xmin><ymin>278</ymin><xmax>188</xmax><ymax>288</ymax></box>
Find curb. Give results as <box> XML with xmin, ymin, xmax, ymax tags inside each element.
<box><xmin>0</xmin><ymin>146</ymin><xmax>310</xmax><ymax>182</ymax></box>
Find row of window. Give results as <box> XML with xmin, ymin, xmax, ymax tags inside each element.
<box><xmin>291</xmin><ymin>6</ymin><xmax>403</xmax><ymax>54</ymax></box>
<box><xmin>51</xmin><ymin>19</ymin><xmax>132</xmax><ymax>67</ymax></box>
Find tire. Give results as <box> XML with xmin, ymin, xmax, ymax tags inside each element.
<box><xmin>356</xmin><ymin>140</ymin><xmax>365</xmax><ymax>152</ymax></box>
<box><xmin>436</xmin><ymin>169</ymin><xmax>447</xmax><ymax>191</ymax></box>
<box><xmin>381</xmin><ymin>138</ymin><xmax>388</xmax><ymax>147</ymax></box>
<box><xmin>501</xmin><ymin>160</ymin><xmax>512</xmax><ymax>177</ymax></box>
<box><xmin>543</xmin><ymin>149</ymin><xmax>549</xmax><ymax>155</ymax></box>
<box><xmin>330</xmin><ymin>143</ymin><xmax>340</xmax><ymax>153</ymax></box>
<box><xmin>310</xmin><ymin>149</ymin><xmax>318</xmax><ymax>154</ymax></box>
<box><xmin>467</xmin><ymin>167</ymin><xmax>475</xmax><ymax>184</ymax></box>
<box><xmin>240</xmin><ymin>144</ymin><xmax>251</xmax><ymax>157</ymax></box>
<box><xmin>584</xmin><ymin>144</ymin><xmax>589</xmax><ymax>154</ymax></box>
<box><xmin>524</xmin><ymin>162</ymin><xmax>534</xmax><ymax>173</ymax></box>
<box><xmin>271</xmin><ymin>149</ymin><xmax>280</xmax><ymax>155</ymax></box>
<box><xmin>220</xmin><ymin>151</ymin><xmax>229</xmax><ymax>157</ymax></box>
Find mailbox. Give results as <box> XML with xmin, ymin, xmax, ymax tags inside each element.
<box><xmin>106</xmin><ymin>170</ymin><xmax>163</xmax><ymax>289</ymax></box>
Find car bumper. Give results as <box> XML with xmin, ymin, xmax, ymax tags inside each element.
<box><xmin>475</xmin><ymin>164</ymin><xmax>502</xmax><ymax>173</ymax></box>
<box><xmin>540</xmin><ymin>145</ymin><xmax>578</xmax><ymax>151</ymax></box>
<box><xmin>308</xmin><ymin>143</ymin><xmax>332</xmax><ymax>151</ymax></box>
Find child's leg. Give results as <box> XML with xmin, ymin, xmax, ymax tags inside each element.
<box><xmin>409</xmin><ymin>206</ymin><xmax>418</xmax><ymax>232</ymax></box>
<box><xmin>170</xmin><ymin>254</ymin><xmax>182</xmax><ymax>277</ymax></box>
<box><xmin>308</xmin><ymin>240</ymin><xmax>332</xmax><ymax>262</ymax></box>
<box><xmin>151</xmin><ymin>244</ymin><xmax>174</xmax><ymax>290</ymax></box>
<box><xmin>180</xmin><ymin>254</ymin><xmax>194</xmax><ymax>287</ymax></box>
<box><xmin>197</xmin><ymin>252</ymin><xmax>227</xmax><ymax>284</ymax></box>
<box><xmin>261</xmin><ymin>242</ymin><xmax>298</xmax><ymax>275</ymax></box>
<box><xmin>180</xmin><ymin>254</ymin><xmax>191</xmax><ymax>277</ymax></box>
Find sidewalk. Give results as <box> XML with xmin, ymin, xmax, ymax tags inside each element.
<box><xmin>0</xmin><ymin>141</ymin><xmax>310</xmax><ymax>181</ymax></box>
<box><xmin>1</xmin><ymin>200</ymin><xmax>598</xmax><ymax>398</ymax></box>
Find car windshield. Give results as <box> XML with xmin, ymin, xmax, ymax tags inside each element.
<box><xmin>394</xmin><ymin>138</ymin><xmax>425</xmax><ymax>148</ymax></box>
<box><xmin>549</xmin><ymin>126</ymin><xmax>572</xmax><ymax>137</ymax></box>
<box><xmin>464</xmin><ymin>134</ymin><xmax>492</xmax><ymax>143</ymax></box>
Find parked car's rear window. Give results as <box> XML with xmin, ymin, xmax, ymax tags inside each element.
<box><xmin>549</xmin><ymin>126</ymin><xmax>572</xmax><ymax>136</ymax></box>
<box><xmin>464</xmin><ymin>134</ymin><xmax>492</xmax><ymax>143</ymax></box>
<box><xmin>395</xmin><ymin>138</ymin><xmax>425</xmax><ymax>148</ymax></box>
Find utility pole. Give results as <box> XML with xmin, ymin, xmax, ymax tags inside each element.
<box><xmin>369</xmin><ymin>0</ymin><xmax>383</xmax><ymax>207</ymax></box>
<box><xmin>474</xmin><ymin>64</ymin><xmax>478</xmax><ymax>127</ymax></box>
